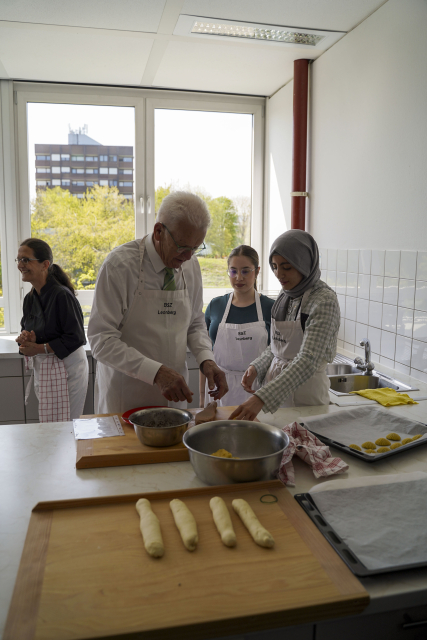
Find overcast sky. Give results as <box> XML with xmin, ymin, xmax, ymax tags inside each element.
<box><xmin>27</xmin><ymin>102</ymin><xmax>252</xmax><ymax>203</ymax></box>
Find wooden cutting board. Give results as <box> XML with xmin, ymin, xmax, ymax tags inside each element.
<box><xmin>76</xmin><ymin>406</ymin><xmax>251</xmax><ymax>469</ymax></box>
<box><xmin>4</xmin><ymin>481</ymin><xmax>369</xmax><ymax>640</ymax></box>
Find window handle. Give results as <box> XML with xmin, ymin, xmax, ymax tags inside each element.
<box><xmin>139</xmin><ymin>197</ymin><xmax>144</xmax><ymax>214</ymax></box>
<box><xmin>147</xmin><ymin>196</ymin><xmax>151</xmax><ymax>215</ymax></box>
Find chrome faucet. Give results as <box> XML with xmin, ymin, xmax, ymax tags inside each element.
<box><xmin>354</xmin><ymin>339</ymin><xmax>375</xmax><ymax>373</ymax></box>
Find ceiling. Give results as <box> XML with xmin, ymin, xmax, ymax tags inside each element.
<box><xmin>0</xmin><ymin>0</ymin><xmax>388</xmax><ymax>96</ymax></box>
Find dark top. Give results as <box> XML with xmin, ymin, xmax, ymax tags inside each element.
<box><xmin>205</xmin><ymin>293</ymin><xmax>275</xmax><ymax>346</ymax></box>
<box><xmin>21</xmin><ymin>278</ymin><xmax>86</xmax><ymax>360</ymax></box>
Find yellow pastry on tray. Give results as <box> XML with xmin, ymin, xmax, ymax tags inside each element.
<box><xmin>401</xmin><ymin>438</ymin><xmax>413</xmax><ymax>445</ymax></box>
<box><xmin>377</xmin><ymin>447</ymin><xmax>390</xmax><ymax>453</ymax></box>
<box><xmin>390</xmin><ymin>443</ymin><xmax>402</xmax><ymax>450</ymax></box>
<box><xmin>412</xmin><ymin>434</ymin><xmax>422</xmax><ymax>441</ymax></box>
<box><xmin>375</xmin><ymin>438</ymin><xmax>390</xmax><ymax>446</ymax></box>
<box><xmin>362</xmin><ymin>441</ymin><xmax>376</xmax><ymax>449</ymax></box>
<box><xmin>386</xmin><ymin>433</ymin><xmax>401</xmax><ymax>441</ymax></box>
<box><xmin>364</xmin><ymin>449</ymin><xmax>376</xmax><ymax>454</ymax></box>
<box><xmin>349</xmin><ymin>444</ymin><xmax>362</xmax><ymax>451</ymax></box>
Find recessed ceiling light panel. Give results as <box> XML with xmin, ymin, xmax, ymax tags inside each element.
<box><xmin>174</xmin><ymin>15</ymin><xmax>346</xmax><ymax>51</ymax></box>
<box><xmin>191</xmin><ymin>22</ymin><xmax>324</xmax><ymax>46</ymax></box>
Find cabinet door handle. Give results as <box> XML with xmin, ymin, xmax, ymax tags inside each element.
<box><xmin>402</xmin><ymin>614</ymin><xmax>427</xmax><ymax>629</ymax></box>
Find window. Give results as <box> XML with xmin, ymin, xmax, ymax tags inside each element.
<box><xmin>119</xmin><ymin>181</ymin><xmax>133</xmax><ymax>187</ymax></box>
<box><xmin>71</xmin><ymin>155</ymin><xmax>84</xmax><ymax>161</ymax></box>
<box><xmin>109</xmin><ymin>168</ymin><xmax>118</xmax><ymax>175</ymax></box>
<box><xmin>51</xmin><ymin>154</ymin><xmax>60</xmax><ymax>161</ymax></box>
<box><xmin>86</xmin><ymin>168</ymin><xmax>98</xmax><ymax>174</ymax></box>
<box><xmin>99</xmin><ymin>155</ymin><xmax>108</xmax><ymax>161</ymax></box>
<box><xmin>52</xmin><ymin>179</ymin><xmax>61</xmax><ymax>186</ymax></box>
<box><xmin>109</xmin><ymin>180</ymin><xmax>118</xmax><ymax>186</ymax></box>
<box><xmin>76</xmin><ymin>194</ymin><xmax>84</xmax><ymax>199</ymax></box>
<box><xmin>100</xmin><ymin>167</ymin><xmax>108</xmax><ymax>174</ymax></box>
<box><xmin>36</xmin><ymin>168</ymin><xmax>50</xmax><ymax>173</ymax></box>
<box><xmin>86</xmin><ymin>156</ymin><xmax>98</xmax><ymax>162</ymax></box>
<box><xmin>86</xmin><ymin>181</ymin><xmax>98</xmax><ymax>187</ymax></box>
<box><xmin>62</xmin><ymin>180</ymin><xmax>70</xmax><ymax>186</ymax></box>
<box><xmin>121</xmin><ymin>156</ymin><xmax>133</xmax><ymax>162</ymax></box>
<box><xmin>61</xmin><ymin>167</ymin><xmax>70</xmax><ymax>173</ymax></box>
<box><xmin>36</xmin><ymin>180</ymin><xmax>50</xmax><ymax>186</ymax></box>
<box><xmin>52</xmin><ymin>167</ymin><xmax>60</xmax><ymax>174</ymax></box>
<box><xmin>72</xmin><ymin>181</ymin><xmax>85</xmax><ymax>186</ymax></box>
<box><xmin>124</xmin><ymin>195</ymin><xmax>133</xmax><ymax>200</ymax></box>
<box><xmin>61</xmin><ymin>154</ymin><xmax>70</xmax><ymax>161</ymax></box>
<box><xmin>109</xmin><ymin>155</ymin><xmax>117</xmax><ymax>161</ymax></box>
<box><xmin>119</xmin><ymin>169</ymin><xmax>133</xmax><ymax>175</ymax></box>
<box><xmin>99</xmin><ymin>180</ymin><xmax>109</xmax><ymax>186</ymax></box>
<box><xmin>36</xmin><ymin>154</ymin><xmax>50</xmax><ymax>161</ymax></box>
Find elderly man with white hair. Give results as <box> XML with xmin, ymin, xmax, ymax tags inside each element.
<box><xmin>88</xmin><ymin>191</ymin><xmax>228</xmax><ymax>413</ymax></box>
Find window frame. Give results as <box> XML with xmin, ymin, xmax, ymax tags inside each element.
<box><xmin>0</xmin><ymin>81</ymin><xmax>265</xmax><ymax>334</ymax></box>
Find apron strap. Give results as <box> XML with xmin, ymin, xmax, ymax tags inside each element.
<box><xmin>219</xmin><ymin>292</ymin><xmax>234</xmax><ymax>327</ymax></box>
<box><xmin>255</xmin><ymin>291</ymin><xmax>263</xmax><ymax>322</ymax></box>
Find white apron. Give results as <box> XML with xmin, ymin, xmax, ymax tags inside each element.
<box><xmin>208</xmin><ymin>291</ymin><xmax>268</xmax><ymax>407</ymax></box>
<box><xmin>95</xmin><ymin>236</ymin><xmax>192</xmax><ymax>414</ymax></box>
<box><xmin>265</xmin><ymin>289</ymin><xmax>330</xmax><ymax>408</ymax></box>
<box><xmin>25</xmin><ymin>346</ymin><xmax>88</xmax><ymax>421</ymax></box>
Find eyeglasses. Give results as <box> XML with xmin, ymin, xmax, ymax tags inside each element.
<box><xmin>15</xmin><ymin>257</ymin><xmax>40</xmax><ymax>265</ymax></box>
<box><xmin>162</xmin><ymin>224</ymin><xmax>206</xmax><ymax>256</ymax></box>
<box><xmin>227</xmin><ymin>267</ymin><xmax>256</xmax><ymax>278</ymax></box>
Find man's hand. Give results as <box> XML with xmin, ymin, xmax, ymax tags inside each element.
<box><xmin>201</xmin><ymin>360</ymin><xmax>228</xmax><ymax>401</ymax></box>
<box><xmin>241</xmin><ymin>365</ymin><xmax>257</xmax><ymax>393</ymax></box>
<box><xmin>16</xmin><ymin>330</ymin><xmax>36</xmax><ymax>345</ymax></box>
<box><xmin>154</xmin><ymin>365</ymin><xmax>194</xmax><ymax>403</ymax></box>
<box><xmin>229</xmin><ymin>395</ymin><xmax>265</xmax><ymax>421</ymax></box>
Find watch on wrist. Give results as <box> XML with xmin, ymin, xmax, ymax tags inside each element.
<box><xmin>43</xmin><ymin>343</ymin><xmax>48</xmax><ymax>354</ymax></box>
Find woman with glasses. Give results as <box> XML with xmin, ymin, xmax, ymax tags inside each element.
<box><xmin>229</xmin><ymin>230</ymin><xmax>340</xmax><ymax>421</ymax></box>
<box><xmin>88</xmin><ymin>191</ymin><xmax>227</xmax><ymax>413</ymax></box>
<box><xmin>201</xmin><ymin>245</ymin><xmax>274</xmax><ymax>407</ymax></box>
<box><xmin>15</xmin><ymin>238</ymin><xmax>88</xmax><ymax>422</ymax></box>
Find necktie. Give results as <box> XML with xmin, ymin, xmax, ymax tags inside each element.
<box><xmin>163</xmin><ymin>267</ymin><xmax>176</xmax><ymax>291</ymax></box>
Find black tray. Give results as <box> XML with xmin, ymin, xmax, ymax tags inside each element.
<box><xmin>300</xmin><ymin>421</ymin><xmax>427</xmax><ymax>463</ymax></box>
<box><xmin>295</xmin><ymin>493</ymin><xmax>427</xmax><ymax>576</ymax></box>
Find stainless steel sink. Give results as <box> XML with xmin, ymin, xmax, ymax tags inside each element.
<box><xmin>327</xmin><ymin>355</ymin><xmax>419</xmax><ymax>395</ymax></box>
<box><xmin>325</xmin><ymin>363</ymin><xmax>361</xmax><ymax>376</ymax></box>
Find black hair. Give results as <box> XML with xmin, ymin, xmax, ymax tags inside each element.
<box><xmin>20</xmin><ymin>238</ymin><xmax>76</xmax><ymax>296</ymax></box>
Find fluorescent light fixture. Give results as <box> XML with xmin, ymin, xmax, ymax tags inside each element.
<box><xmin>191</xmin><ymin>22</ymin><xmax>324</xmax><ymax>46</ymax></box>
<box><xmin>174</xmin><ymin>15</ymin><xmax>346</xmax><ymax>51</ymax></box>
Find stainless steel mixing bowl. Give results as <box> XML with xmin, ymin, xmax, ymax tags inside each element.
<box><xmin>182</xmin><ymin>420</ymin><xmax>289</xmax><ymax>485</ymax></box>
<box><xmin>129</xmin><ymin>407</ymin><xmax>193</xmax><ymax>447</ymax></box>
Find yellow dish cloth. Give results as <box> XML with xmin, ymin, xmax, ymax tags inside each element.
<box><xmin>350</xmin><ymin>388</ymin><xmax>418</xmax><ymax>407</ymax></box>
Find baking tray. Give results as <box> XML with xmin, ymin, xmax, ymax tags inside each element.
<box><xmin>299</xmin><ymin>417</ymin><xmax>427</xmax><ymax>463</ymax></box>
<box><xmin>295</xmin><ymin>493</ymin><xmax>427</xmax><ymax>577</ymax></box>
<box><xmin>4</xmin><ymin>481</ymin><xmax>369</xmax><ymax>640</ymax></box>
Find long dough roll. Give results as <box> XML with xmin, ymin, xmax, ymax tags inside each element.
<box><xmin>209</xmin><ymin>496</ymin><xmax>236</xmax><ymax>547</ymax></box>
<box><xmin>136</xmin><ymin>498</ymin><xmax>164</xmax><ymax>558</ymax></box>
<box><xmin>170</xmin><ymin>499</ymin><xmax>198</xmax><ymax>551</ymax></box>
<box><xmin>232</xmin><ymin>499</ymin><xmax>274</xmax><ymax>548</ymax></box>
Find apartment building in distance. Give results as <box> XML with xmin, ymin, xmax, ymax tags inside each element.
<box><xmin>35</xmin><ymin>125</ymin><xmax>134</xmax><ymax>199</ymax></box>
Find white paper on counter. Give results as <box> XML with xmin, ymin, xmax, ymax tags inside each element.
<box><xmin>73</xmin><ymin>415</ymin><xmax>125</xmax><ymax>440</ymax></box>
<box><xmin>308</xmin><ymin>472</ymin><xmax>427</xmax><ymax>570</ymax></box>
<box><xmin>302</xmin><ymin>406</ymin><xmax>427</xmax><ymax>447</ymax></box>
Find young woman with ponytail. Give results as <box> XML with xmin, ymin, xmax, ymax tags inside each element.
<box><xmin>200</xmin><ymin>245</ymin><xmax>274</xmax><ymax>407</ymax></box>
<box><xmin>15</xmin><ymin>238</ymin><xmax>88</xmax><ymax>421</ymax></box>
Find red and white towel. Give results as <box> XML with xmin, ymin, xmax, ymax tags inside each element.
<box><xmin>25</xmin><ymin>355</ymin><xmax>70</xmax><ymax>422</ymax></box>
<box><xmin>278</xmin><ymin>421</ymin><xmax>349</xmax><ymax>487</ymax></box>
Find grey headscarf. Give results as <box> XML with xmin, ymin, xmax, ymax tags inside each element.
<box><xmin>269</xmin><ymin>229</ymin><xmax>321</xmax><ymax>320</ymax></box>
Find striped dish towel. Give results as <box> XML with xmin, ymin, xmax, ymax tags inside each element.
<box><xmin>278</xmin><ymin>422</ymin><xmax>349</xmax><ymax>487</ymax></box>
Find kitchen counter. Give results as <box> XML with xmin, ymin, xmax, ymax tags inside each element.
<box><xmin>1</xmin><ymin>358</ymin><xmax>427</xmax><ymax>638</ymax></box>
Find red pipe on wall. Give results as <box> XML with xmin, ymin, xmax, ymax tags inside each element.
<box><xmin>291</xmin><ymin>59</ymin><xmax>309</xmax><ymax>230</ymax></box>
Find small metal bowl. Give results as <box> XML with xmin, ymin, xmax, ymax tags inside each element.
<box><xmin>183</xmin><ymin>420</ymin><xmax>289</xmax><ymax>485</ymax></box>
<box><xmin>129</xmin><ymin>407</ymin><xmax>193</xmax><ymax>447</ymax></box>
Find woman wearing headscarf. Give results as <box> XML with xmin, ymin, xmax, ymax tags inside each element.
<box><xmin>229</xmin><ymin>230</ymin><xmax>340</xmax><ymax>420</ymax></box>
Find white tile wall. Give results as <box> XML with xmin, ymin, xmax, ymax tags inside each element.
<box><xmin>324</xmin><ymin>248</ymin><xmax>427</xmax><ymax>382</ymax></box>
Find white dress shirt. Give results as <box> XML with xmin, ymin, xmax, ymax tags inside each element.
<box><xmin>88</xmin><ymin>234</ymin><xmax>213</xmax><ymax>385</ymax></box>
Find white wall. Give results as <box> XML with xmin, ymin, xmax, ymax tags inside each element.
<box><xmin>309</xmin><ymin>0</ymin><xmax>427</xmax><ymax>251</ymax></box>
<box><xmin>264</xmin><ymin>81</ymin><xmax>293</xmax><ymax>291</ymax></box>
